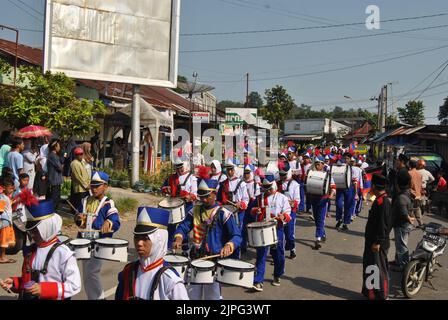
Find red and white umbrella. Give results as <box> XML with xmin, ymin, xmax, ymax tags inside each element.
<box><xmin>15</xmin><ymin>125</ymin><xmax>52</xmax><ymax>139</ymax></box>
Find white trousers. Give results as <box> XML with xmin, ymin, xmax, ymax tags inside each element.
<box><xmin>187</xmin><ymin>283</ymin><xmax>221</xmax><ymax>300</ymax></box>
<box><xmin>82</xmin><ymin>258</ymin><xmax>104</xmax><ymax>300</ymax></box>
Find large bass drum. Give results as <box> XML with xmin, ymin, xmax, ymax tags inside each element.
<box><xmin>158</xmin><ymin>198</ymin><xmax>186</xmax><ymax>224</ymax></box>
<box><xmin>331</xmin><ymin>164</ymin><xmax>352</xmax><ymax>189</ymax></box>
<box><xmin>306</xmin><ymin>170</ymin><xmax>330</xmax><ymax>196</ymax></box>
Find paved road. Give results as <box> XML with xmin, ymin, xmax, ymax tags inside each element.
<box><xmin>1</xmin><ymin>200</ymin><xmax>447</xmax><ymax>300</ymax></box>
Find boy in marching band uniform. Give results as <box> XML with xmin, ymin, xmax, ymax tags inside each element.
<box><xmin>335</xmin><ymin>153</ymin><xmax>358</xmax><ymax>231</ymax></box>
<box><xmin>218</xmin><ymin>160</ymin><xmax>249</xmax><ymax>259</ymax></box>
<box><xmin>241</xmin><ymin>164</ymin><xmax>261</xmax><ymax>254</ymax></box>
<box><xmin>161</xmin><ymin>160</ymin><xmax>198</xmax><ymax>248</ymax></box>
<box><xmin>353</xmin><ymin>158</ymin><xmax>365</xmax><ymax>220</ymax></box>
<box><xmin>278</xmin><ymin>163</ymin><xmax>300</xmax><ymax>260</ymax></box>
<box><xmin>251</xmin><ymin>174</ymin><xmax>291</xmax><ymax>292</ymax></box>
<box><xmin>115</xmin><ymin>207</ymin><xmax>189</xmax><ymax>300</ymax></box>
<box><xmin>309</xmin><ymin>157</ymin><xmax>336</xmax><ymax>250</ymax></box>
<box><xmin>75</xmin><ymin>171</ymin><xmax>121</xmax><ymax>300</ymax></box>
<box><xmin>172</xmin><ymin>166</ymin><xmax>241</xmax><ymax>300</ymax></box>
<box><xmin>0</xmin><ymin>197</ymin><xmax>81</xmax><ymax>300</ymax></box>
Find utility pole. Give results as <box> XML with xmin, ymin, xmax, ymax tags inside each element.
<box><xmin>245</xmin><ymin>73</ymin><xmax>249</xmax><ymax>107</ymax></box>
<box><xmin>382</xmin><ymin>85</ymin><xmax>388</xmax><ymax>131</ymax></box>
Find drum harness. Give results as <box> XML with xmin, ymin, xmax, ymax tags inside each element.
<box><xmin>175</xmin><ymin>172</ymin><xmax>193</xmax><ymax>198</ymax></box>
<box><xmin>20</xmin><ymin>238</ymin><xmax>71</xmax><ymax>300</ymax></box>
<box><xmin>226</xmin><ymin>178</ymin><xmax>244</xmax><ymax>204</ymax></box>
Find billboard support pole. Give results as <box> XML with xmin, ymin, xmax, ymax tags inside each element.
<box><xmin>131</xmin><ymin>85</ymin><xmax>141</xmax><ymax>186</ymax></box>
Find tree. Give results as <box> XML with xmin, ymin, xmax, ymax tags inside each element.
<box><xmin>0</xmin><ymin>59</ymin><xmax>106</xmax><ymax>140</ymax></box>
<box><xmin>217</xmin><ymin>100</ymin><xmax>244</xmax><ymax>113</ymax></box>
<box><xmin>386</xmin><ymin>114</ymin><xmax>398</xmax><ymax>126</ymax></box>
<box><xmin>261</xmin><ymin>85</ymin><xmax>297</xmax><ymax>129</ymax></box>
<box><xmin>397</xmin><ymin>100</ymin><xmax>425</xmax><ymax>126</ymax></box>
<box><xmin>247</xmin><ymin>91</ymin><xmax>264</xmax><ymax>109</ymax></box>
<box><xmin>438</xmin><ymin>97</ymin><xmax>448</xmax><ymax>125</ymax></box>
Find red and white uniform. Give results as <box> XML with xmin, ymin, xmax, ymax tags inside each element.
<box><xmin>278</xmin><ymin>179</ymin><xmax>301</xmax><ymax>212</ymax></box>
<box><xmin>221</xmin><ymin>176</ymin><xmax>249</xmax><ymax>210</ymax></box>
<box><xmin>251</xmin><ymin>192</ymin><xmax>292</xmax><ymax>225</ymax></box>
<box><xmin>162</xmin><ymin>171</ymin><xmax>197</xmax><ymax>200</ymax></box>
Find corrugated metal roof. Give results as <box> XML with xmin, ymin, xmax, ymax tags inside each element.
<box><xmin>0</xmin><ymin>38</ymin><xmax>43</xmax><ymax>66</ymax></box>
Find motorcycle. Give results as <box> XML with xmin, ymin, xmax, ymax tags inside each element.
<box><xmin>401</xmin><ymin>222</ymin><xmax>447</xmax><ymax>298</ymax></box>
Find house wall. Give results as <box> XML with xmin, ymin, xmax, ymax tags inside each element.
<box><xmin>284</xmin><ymin>119</ymin><xmax>350</xmax><ymax>136</ymax></box>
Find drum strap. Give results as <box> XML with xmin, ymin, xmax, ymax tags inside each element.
<box><xmin>127</xmin><ymin>261</ymin><xmax>140</xmax><ymax>300</ymax></box>
<box><xmin>176</xmin><ymin>173</ymin><xmax>192</xmax><ymax>197</ymax></box>
<box><xmin>149</xmin><ymin>266</ymin><xmax>176</xmax><ymax>300</ymax></box>
<box><xmin>40</xmin><ymin>239</ymin><xmax>71</xmax><ymax>276</ymax></box>
<box><xmin>231</xmin><ymin>180</ymin><xmax>244</xmax><ymax>196</ymax></box>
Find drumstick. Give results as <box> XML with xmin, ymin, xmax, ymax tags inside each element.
<box><xmin>226</xmin><ymin>200</ymin><xmax>238</xmax><ymax>207</ymax></box>
<box><xmin>66</xmin><ymin>200</ymin><xmax>80</xmax><ymax>214</ymax></box>
<box><xmin>199</xmin><ymin>254</ymin><xmax>221</xmax><ymax>261</ymax></box>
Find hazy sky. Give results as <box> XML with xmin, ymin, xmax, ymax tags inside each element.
<box><xmin>1</xmin><ymin>0</ymin><xmax>448</xmax><ymax>124</ymax></box>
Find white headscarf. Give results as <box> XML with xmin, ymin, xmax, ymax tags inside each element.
<box><xmin>211</xmin><ymin>160</ymin><xmax>222</xmax><ymax>175</ymax></box>
<box><xmin>139</xmin><ymin>229</ymin><xmax>168</xmax><ymax>268</ymax></box>
<box><xmin>39</xmin><ymin>144</ymin><xmax>49</xmax><ymax>173</ymax></box>
<box><xmin>36</xmin><ymin>214</ymin><xmax>62</xmax><ymax>242</ymax></box>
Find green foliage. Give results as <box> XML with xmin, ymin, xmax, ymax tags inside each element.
<box><xmin>438</xmin><ymin>97</ymin><xmax>448</xmax><ymax>125</ymax></box>
<box><xmin>0</xmin><ymin>59</ymin><xmax>106</xmax><ymax>140</ymax></box>
<box><xmin>61</xmin><ymin>180</ymin><xmax>72</xmax><ymax>197</ymax></box>
<box><xmin>217</xmin><ymin>100</ymin><xmax>244</xmax><ymax>113</ymax></box>
<box><xmin>114</xmin><ymin>197</ymin><xmax>139</xmax><ymax>215</ymax></box>
<box><xmin>261</xmin><ymin>85</ymin><xmax>297</xmax><ymax>129</ymax></box>
<box><xmin>139</xmin><ymin>162</ymin><xmax>172</xmax><ymax>191</ymax></box>
<box><xmin>397</xmin><ymin>100</ymin><xmax>425</xmax><ymax>126</ymax></box>
<box><xmin>247</xmin><ymin>91</ymin><xmax>264</xmax><ymax>109</ymax></box>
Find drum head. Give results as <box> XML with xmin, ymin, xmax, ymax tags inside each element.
<box><xmin>247</xmin><ymin>221</ymin><xmax>276</xmax><ymax>228</ymax></box>
<box><xmin>70</xmin><ymin>239</ymin><xmax>91</xmax><ymax>246</ymax></box>
<box><xmin>57</xmin><ymin>235</ymin><xmax>70</xmax><ymax>242</ymax></box>
<box><xmin>95</xmin><ymin>238</ymin><xmax>128</xmax><ymax>246</ymax></box>
<box><xmin>191</xmin><ymin>259</ymin><xmax>215</xmax><ymax>268</ymax></box>
<box><xmin>165</xmin><ymin>254</ymin><xmax>190</xmax><ymax>264</ymax></box>
<box><xmin>158</xmin><ymin>198</ymin><xmax>184</xmax><ymax>208</ymax></box>
<box><xmin>218</xmin><ymin>259</ymin><xmax>254</xmax><ymax>270</ymax></box>
<box><xmin>222</xmin><ymin>205</ymin><xmax>238</xmax><ymax>213</ymax></box>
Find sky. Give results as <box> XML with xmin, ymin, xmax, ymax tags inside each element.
<box><xmin>1</xmin><ymin>0</ymin><xmax>448</xmax><ymax>124</ymax></box>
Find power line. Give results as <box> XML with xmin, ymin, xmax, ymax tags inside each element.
<box><xmin>16</xmin><ymin>0</ymin><xmax>44</xmax><ymax>16</ymax></box>
<box><xmin>204</xmin><ymin>45</ymin><xmax>448</xmax><ymax>83</ymax></box>
<box><xmin>181</xmin><ymin>24</ymin><xmax>448</xmax><ymax>53</ymax></box>
<box><xmin>181</xmin><ymin>12</ymin><xmax>448</xmax><ymax>37</ymax></box>
<box><xmin>6</xmin><ymin>0</ymin><xmax>43</xmax><ymax>22</ymax></box>
<box><xmin>414</xmin><ymin>60</ymin><xmax>448</xmax><ymax>100</ymax></box>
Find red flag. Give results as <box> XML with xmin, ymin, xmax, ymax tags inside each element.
<box><xmin>287</xmin><ymin>141</ymin><xmax>294</xmax><ymax>147</ymax></box>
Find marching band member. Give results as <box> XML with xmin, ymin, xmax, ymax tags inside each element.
<box><xmin>75</xmin><ymin>171</ymin><xmax>121</xmax><ymax>300</ymax></box>
<box><xmin>210</xmin><ymin>160</ymin><xmax>227</xmax><ymax>194</ymax></box>
<box><xmin>218</xmin><ymin>160</ymin><xmax>249</xmax><ymax>259</ymax></box>
<box><xmin>353</xmin><ymin>158</ymin><xmax>365</xmax><ymax>219</ymax></box>
<box><xmin>335</xmin><ymin>153</ymin><xmax>358</xmax><ymax>231</ymax></box>
<box><xmin>115</xmin><ymin>207</ymin><xmax>189</xmax><ymax>300</ymax></box>
<box><xmin>0</xmin><ymin>196</ymin><xmax>81</xmax><ymax>300</ymax></box>
<box><xmin>172</xmin><ymin>166</ymin><xmax>241</xmax><ymax>300</ymax></box>
<box><xmin>161</xmin><ymin>160</ymin><xmax>198</xmax><ymax>248</ymax></box>
<box><xmin>278</xmin><ymin>163</ymin><xmax>300</xmax><ymax>260</ymax></box>
<box><xmin>241</xmin><ymin>164</ymin><xmax>261</xmax><ymax>254</ymax></box>
<box><xmin>309</xmin><ymin>157</ymin><xmax>336</xmax><ymax>250</ymax></box>
<box><xmin>251</xmin><ymin>174</ymin><xmax>291</xmax><ymax>291</ymax></box>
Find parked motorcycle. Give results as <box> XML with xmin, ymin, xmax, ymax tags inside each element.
<box><xmin>401</xmin><ymin>222</ymin><xmax>447</xmax><ymax>298</ymax></box>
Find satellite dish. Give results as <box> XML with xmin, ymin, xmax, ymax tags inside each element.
<box><xmin>177</xmin><ymin>81</ymin><xmax>215</xmax><ymax>99</ymax></box>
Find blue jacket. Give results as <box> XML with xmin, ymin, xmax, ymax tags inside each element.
<box><xmin>78</xmin><ymin>196</ymin><xmax>120</xmax><ymax>238</ymax></box>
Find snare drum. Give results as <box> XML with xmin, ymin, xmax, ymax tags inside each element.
<box><xmin>247</xmin><ymin>221</ymin><xmax>278</xmax><ymax>247</ymax></box>
<box><xmin>216</xmin><ymin>259</ymin><xmax>255</xmax><ymax>289</ymax></box>
<box><xmin>331</xmin><ymin>164</ymin><xmax>352</xmax><ymax>189</ymax></box>
<box><xmin>189</xmin><ymin>259</ymin><xmax>216</xmax><ymax>284</ymax></box>
<box><xmin>306</xmin><ymin>170</ymin><xmax>330</xmax><ymax>196</ymax></box>
<box><xmin>222</xmin><ymin>205</ymin><xmax>240</xmax><ymax>226</ymax></box>
<box><xmin>164</xmin><ymin>254</ymin><xmax>190</xmax><ymax>280</ymax></box>
<box><xmin>158</xmin><ymin>198</ymin><xmax>186</xmax><ymax>224</ymax></box>
<box><xmin>79</xmin><ymin>230</ymin><xmax>100</xmax><ymax>240</ymax></box>
<box><xmin>68</xmin><ymin>239</ymin><xmax>92</xmax><ymax>260</ymax></box>
<box><xmin>93</xmin><ymin>238</ymin><xmax>128</xmax><ymax>263</ymax></box>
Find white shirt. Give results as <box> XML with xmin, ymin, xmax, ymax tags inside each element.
<box><xmin>361</xmin><ymin>162</ymin><xmax>369</xmax><ymax>170</ymax></box>
<box><xmin>178</xmin><ymin>172</ymin><xmax>198</xmax><ymax>197</ymax></box>
<box><xmin>352</xmin><ymin>166</ymin><xmax>364</xmax><ymax>189</ymax></box>
<box><xmin>30</xmin><ymin>244</ymin><xmax>81</xmax><ymax>300</ymax></box>
<box><xmin>134</xmin><ymin>266</ymin><xmax>189</xmax><ymax>300</ymax></box>
<box><xmin>259</xmin><ymin>192</ymin><xmax>291</xmax><ymax>218</ymax></box>
<box><xmin>418</xmin><ymin>169</ymin><xmax>435</xmax><ymax>189</ymax></box>
<box><xmin>245</xmin><ymin>180</ymin><xmax>261</xmax><ymax>201</ymax></box>
<box><xmin>279</xmin><ymin>179</ymin><xmax>300</xmax><ymax>203</ymax></box>
<box><xmin>225</xmin><ymin>176</ymin><xmax>249</xmax><ymax>206</ymax></box>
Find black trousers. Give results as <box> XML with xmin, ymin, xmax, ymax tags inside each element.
<box><xmin>362</xmin><ymin>244</ymin><xmax>390</xmax><ymax>300</ymax></box>
<box><xmin>47</xmin><ymin>185</ymin><xmax>61</xmax><ymax>210</ymax></box>
<box><xmin>70</xmin><ymin>192</ymin><xmax>89</xmax><ymax>214</ymax></box>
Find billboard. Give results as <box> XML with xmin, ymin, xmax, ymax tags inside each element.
<box><xmin>225</xmin><ymin>108</ymin><xmax>257</xmax><ymax>125</ymax></box>
<box><xmin>192</xmin><ymin>112</ymin><xmax>210</xmax><ymax>124</ymax></box>
<box><xmin>44</xmin><ymin>0</ymin><xmax>181</xmax><ymax>87</ymax></box>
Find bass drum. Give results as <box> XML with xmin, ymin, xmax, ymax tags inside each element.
<box><xmin>331</xmin><ymin>164</ymin><xmax>352</xmax><ymax>189</ymax></box>
<box><xmin>306</xmin><ymin>170</ymin><xmax>330</xmax><ymax>196</ymax></box>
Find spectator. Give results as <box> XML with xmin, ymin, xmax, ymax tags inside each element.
<box><xmin>70</xmin><ymin>147</ymin><xmax>90</xmax><ymax>213</ymax></box>
<box><xmin>6</xmin><ymin>138</ymin><xmax>25</xmax><ymax>188</ymax></box>
<box><xmin>408</xmin><ymin>160</ymin><xmax>423</xmax><ymax>226</ymax></box>
<box><xmin>0</xmin><ymin>176</ymin><xmax>16</xmax><ymax>264</ymax></box>
<box><xmin>390</xmin><ymin>170</ymin><xmax>415</xmax><ymax>271</ymax></box>
<box><xmin>417</xmin><ymin>159</ymin><xmax>435</xmax><ymax>214</ymax></box>
<box><xmin>34</xmin><ymin>141</ymin><xmax>49</xmax><ymax>199</ymax></box>
<box><xmin>22</xmin><ymin>139</ymin><xmax>38</xmax><ymax>190</ymax></box>
<box><xmin>0</xmin><ymin>138</ymin><xmax>11</xmax><ymax>177</ymax></box>
<box><xmin>46</xmin><ymin>139</ymin><xmax>65</xmax><ymax>210</ymax></box>
<box><xmin>90</xmin><ymin>130</ymin><xmax>101</xmax><ymax>167</ymax></box>
<box><xmin>81</xmin><ymin>142</ymin><xmax>94</xmax><ymax>178</ymax></box>
<box><xmin>433</xmin><ymin>171</ymin><xmax>448</xmax><ymax>216</ymax></box>
<box><xmin>63</xmin><ymin>137</ymin><xmax>78</xmax><ymax>178</ymax></box>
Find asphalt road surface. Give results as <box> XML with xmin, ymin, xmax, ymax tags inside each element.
<box><xmin>1</xmin><ymin>200</ymin><xmax>447</xmax><ymax>300</ymax></box>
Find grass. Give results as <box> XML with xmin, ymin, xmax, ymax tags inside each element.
<box><xmin>114</xmin><ymin>197</ymin><xmax>139</xmax><ymax>215</ymax></box>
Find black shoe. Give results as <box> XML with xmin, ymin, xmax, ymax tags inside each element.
<box><xmin>290</xmin><ymin>250</ymin><xmax>297</xmax><ymax>260</ymax></box>
<box><xmin>335</xmin><ymin>220</ymin><xmax>342</xmax><ymax>229</ymax></box>
<box><xmin>314</xmin><ymin>240</ymin><xmax>322</xmax><ymax>250</ymax></box>
<box><xmin>341</xmin><ymin>224</ymin><xmax>349</xmax><ymax>231</ymax></box>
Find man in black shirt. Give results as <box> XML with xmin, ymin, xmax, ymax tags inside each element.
<box><xmin>362</xmin><ymin>174</ymin><xmax>392</xmax><ymax>300</ymax></box>
<box><xmin>391</xmin><ymin>170</ymin><xmax>416</xmax><ymax>271</ymax></box>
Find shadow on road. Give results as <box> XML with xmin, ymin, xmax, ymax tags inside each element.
<box><xmin>282</xmin><ymin>275</ymin><xmax>362</xmax><ymax>300</ymax></box>
<box><xmin>295</xmin><ymin>239</ymin><xmax>316</xmax><ymax>249</ymax></box>
<box><xmin>319</xmin><ymin>251</ymin><xmax>363</xmax><ymax>264</ymax></box>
